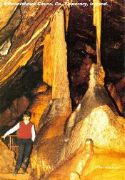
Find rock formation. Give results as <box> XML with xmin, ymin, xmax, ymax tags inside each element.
<box><xmin>47</xmin><ymin>139</ymin><xmax>94</xmax><ymax>180</ymax></box>
<box><xmin>30</xmin><ymin>9</ymin><xmax>72</xmax><ymax>179</ymax></box>
<box><xmin>0</xmin><ymin>95</ymin><xmax>29</xmax><ymax>128</ymax></box>
<box><xmin>0</xmin><ymin>140</ymin><xmax>15</xmax><ymax>173</ymax></box>
<box><xmin>29</xmin><ymin>84</ymin><xmax>52</xmax><ymax>129</ymax></box>
<box><xmin>62</xmin><ymin>64</ymin><xmax>125</xmax><ymax>160</ymax></box>
<box><xmin>0</xmin><ymin>0</ymin><xmax>124</xmax><ymax>179</ymax></box>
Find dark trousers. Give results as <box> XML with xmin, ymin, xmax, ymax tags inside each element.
<box><xmin>15</xmin><ymin>138</ymin><xmax>33</xmax><ymax>171</ymax></box>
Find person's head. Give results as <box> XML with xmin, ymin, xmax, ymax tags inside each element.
<box><xmin>23</xmin><ymin>111</ymin><xmax>31</xmax><ymax>122</ymax></box>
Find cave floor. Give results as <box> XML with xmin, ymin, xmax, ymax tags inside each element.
<box><xmin>82</xmin><ymin>151</ymin><xmax>125</xmax><ymax>180</ymax></box>
<box><xmin>0</xmin><ymin>151</ymin><xmax>125</xmax><ymax>179</ymax></box>
<box><xmin>48</xmin><ymin>150</ymin><xmax>125</xmax><ymax>180</ymax></box>
<box><xmin>0</xmin><ymin>173</ymin><xmax>29</xmax><ymax>180</ymax></box>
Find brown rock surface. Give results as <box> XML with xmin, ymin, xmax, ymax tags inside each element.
<box><xmin>43</xmin><ymin>34</ymin><xmax>53</xmax><ymax>86</ymax></box>
<box><xmin>0</xmin><ymin>0</ymin><xmax>64</xmax><ymax>85</ymax></box>
<box><xmin>30</xmin><ymin>9</ymin><xmax>72</xmax><ymax>179</ymax></box>
<box><xmin>43</xmin><ymin>9</ymin><xmax>71</xmax><ymax>114</ymax></box>
<box><xmin>29</xmin><ymin>88</ymin><xmax>52</xmax><ymax>129</ymax></box>
<box><xmin>0</xmin><ymin>95</ymin><xmax>29</xmax><ymax>127</ymax></box>
<box><xmin>0</xmin><ymin>140</ymin><xmax>15</xmax><ymax>173</ymax></box>
<box><xmin>46</xmin><ymin>139</ymin><xmax>93</xmax><ymax>180</ymax></box>
<box><xmin>0</xmin><ymin>0</ymin><xmax>20</xmax><ymax>30</ymax></box>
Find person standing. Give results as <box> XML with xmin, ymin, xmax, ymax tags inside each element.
<box><xmin>2</xmin><ymin>111</ymin><xmax>36</xmax><ymax>174</ymax></box>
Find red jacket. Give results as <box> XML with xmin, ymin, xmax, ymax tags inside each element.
<box><xmin>17</xmin><ymin>121</ymin><xmax>32</xmax><ymax>139</ymax></box>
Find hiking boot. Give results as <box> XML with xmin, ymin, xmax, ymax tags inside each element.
<box><xmin>13</xmin><ymin>169</ymin><xmax>18</xmax><ymax>175</ymax></box>
<box><xmin>22</xmin><ymin>168</ymin><xmax>27</xmax><ymax>174</ymax></box>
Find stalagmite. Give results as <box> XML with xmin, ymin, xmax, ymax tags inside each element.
<box><xmin>63</xmin><ymin>64</ymin><xmax>125</xmax><ymax>158</ymax></box>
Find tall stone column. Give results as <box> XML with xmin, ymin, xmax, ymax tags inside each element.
<box><xmin>43</xmin><ymin>9</ymin><xmax>72</xmax><ymax>115</ymax></box>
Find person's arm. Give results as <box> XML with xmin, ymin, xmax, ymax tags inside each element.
<box><xmin>2</xmin><ymin>123</ymin><xmax>20</xmax><ymax>139</ymax></box>
<box><xmin>31</xmin><ymin>125</ymin><xmax>36</xmax><ymax>142</ymax></box>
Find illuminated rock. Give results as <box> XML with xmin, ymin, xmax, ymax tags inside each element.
<box><xmin>63</xmin><ymin>64</ymin><xmax>125</xmax><ymax>159</ymax></box>
<box><xmin>46</xmin><ymin>139</ymin><xmax>93</xmax><ymax>179</ymax></box>
<box><xmin>29</xmin><ymin>88</ymin><xmax>52</xmax><ymax>129</ymax></box>
<box><xmin>30</xmin><ymin>9</ymin><xmax>72</xmax><ymax>179</ymax></box>
<box><xmin>0</xmin><ymin>0</ymin><xmax>64</xmax><ymax>85</ymax></box>
<box><xmin>43</xmin><ymin>34</ymin><xmax>53</xmax><ymax>86</ymax></box>
<box><xmin>43</xmin><ymin>9</ymin><xmax>71</xmax><ymax>113</ymax></box>
<box><xmin>0</xmin><ymin>140</ymin><xmax>15</xmax><ymax>173</ymax></box>
<box><xmin>0</xmin><ymin>0</ymin><xmax>20</xmax><ymax>30</ymax></box>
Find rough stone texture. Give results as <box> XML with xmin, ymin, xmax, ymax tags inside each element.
<box><xmin>0</xmin><ymin>0</ymin><xmax>64</xmax><ymax>85</ymax></box>
<box><xmin>65</xmin><ymin>105</ymin><xmax>125</xmax><ymax>157</ymax></box>
<box><xmin>43</xmin><ymin>9</ymin><xmax>71</xmax><ymax>114</ymax></box>
<box><xmin>0</xmin><ymin>95</ymin><xmax>29</xmax><ymax>127</ymax></box>
<box><xmin>51</xmin><ymin>10</ymin><xmax>70</xmax><ymax>101</ymax></box>
<box><xmin>46</xmin><ymin>139</ymin><xmax>93</xmax><ymax>180</ymax></box>
<box><xmin>0</xmin><ymin>0</ymin><xmax>20</xmax><ymax>30</ymax></box>
<box><xmin>30</xmin><ymin>9</ymin><xmax>72</xmax><ymax>179</ymax></box>
<box><xmin>62</xmin><ymin>65</ymin><xmax>125</xmax><ymax>159</ymax></box>
<box><xmin>107</xmin><ymin>83</ymin><xmax>123</xmax><ymax>113</ymax></box>
<box><xmin>43</xmin><ymin>34</ymin><xmax>53</xmax><ymax>86</ymax></box>
<box><xmin>0</xmin><ymin>140</ymin><xmax>15</xmax><ymax>173</ymax></box>
<box><xmin>30</xmin><ymin>96</ymin><xmax>71</xmax><ymax>179</ymax></box>
<box><xmin>29</xmin><ymin>87</ymin><xmax>52</xmax><ymax>129</ymax></box>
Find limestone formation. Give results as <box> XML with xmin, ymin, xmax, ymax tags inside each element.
<box><xmin>0</xmin><ymin>95</ymin><xmax>29</xmax><ymax>127</ymax></box>
<box><xmin>43</xmin><ymin>34</ymin><xmax>53</xmax><ymax>86</ymax></box>
<box><xmin>43</xmin><ymin>9</ymin><xmax>71</xmax><ymax>114</ymax></box>
<box><xmin>0</xmin><ymin>0</ymin><xmax>124</xmax><ymax>179</ymax></box>
<box><xmin>30</xmin><ymin>9</ymin><xmax>72</xmax><ymax>179</ymax></box>
<box><xmin>0</xmin><ymin>140</ymin><xmax>15</xmax><ymax>173</ymax></box>
<box><xmin>29</xmin><ymin>87</ymin><xmax>52</xmax><ymax>129</ymax></box>
<box><xmin>0</xmin><ymin>0</ymin><xmax>20</xmax><ymax>30</ymax></box>
<box><xmin>46</xmin><ymin>139</ymin><xmax>93</xmax><ymax>179</ymax></box>
<box><xmin>0</xmin><ymin>0</ymin><xmax>64</xmax><ymax>85</ymax></box>
<box><xmin>63</xmin><ymin>65</ymin><xmax>125</xmax><ymax>159</ymax></box>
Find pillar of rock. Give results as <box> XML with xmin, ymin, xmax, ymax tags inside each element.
<box><xmin>51</xmin><ymin>9</ymin><xmax>70</xmax><ymax>100</ymax></box>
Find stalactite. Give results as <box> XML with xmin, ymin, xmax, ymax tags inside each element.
<box><xmin>43</xmin><ymin>9</ymin><xmax>72</xmax><ymax>114</ymax></box>
<box><xmin>93</xmin><ymin>0</ymin><xmax>102</xmax><ymax>65</ymax></box>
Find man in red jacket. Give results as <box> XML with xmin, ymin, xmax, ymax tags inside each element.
<box><xmin>2</xmin><ymin>111</ymin><xmax>36</xmax><ymax>174</ymax></box>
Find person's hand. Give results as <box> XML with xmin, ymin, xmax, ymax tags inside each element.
<box><xmin>1</xmin><ymin>135</ymin><xmax>6</xmax><ymax>140</ymax></box>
